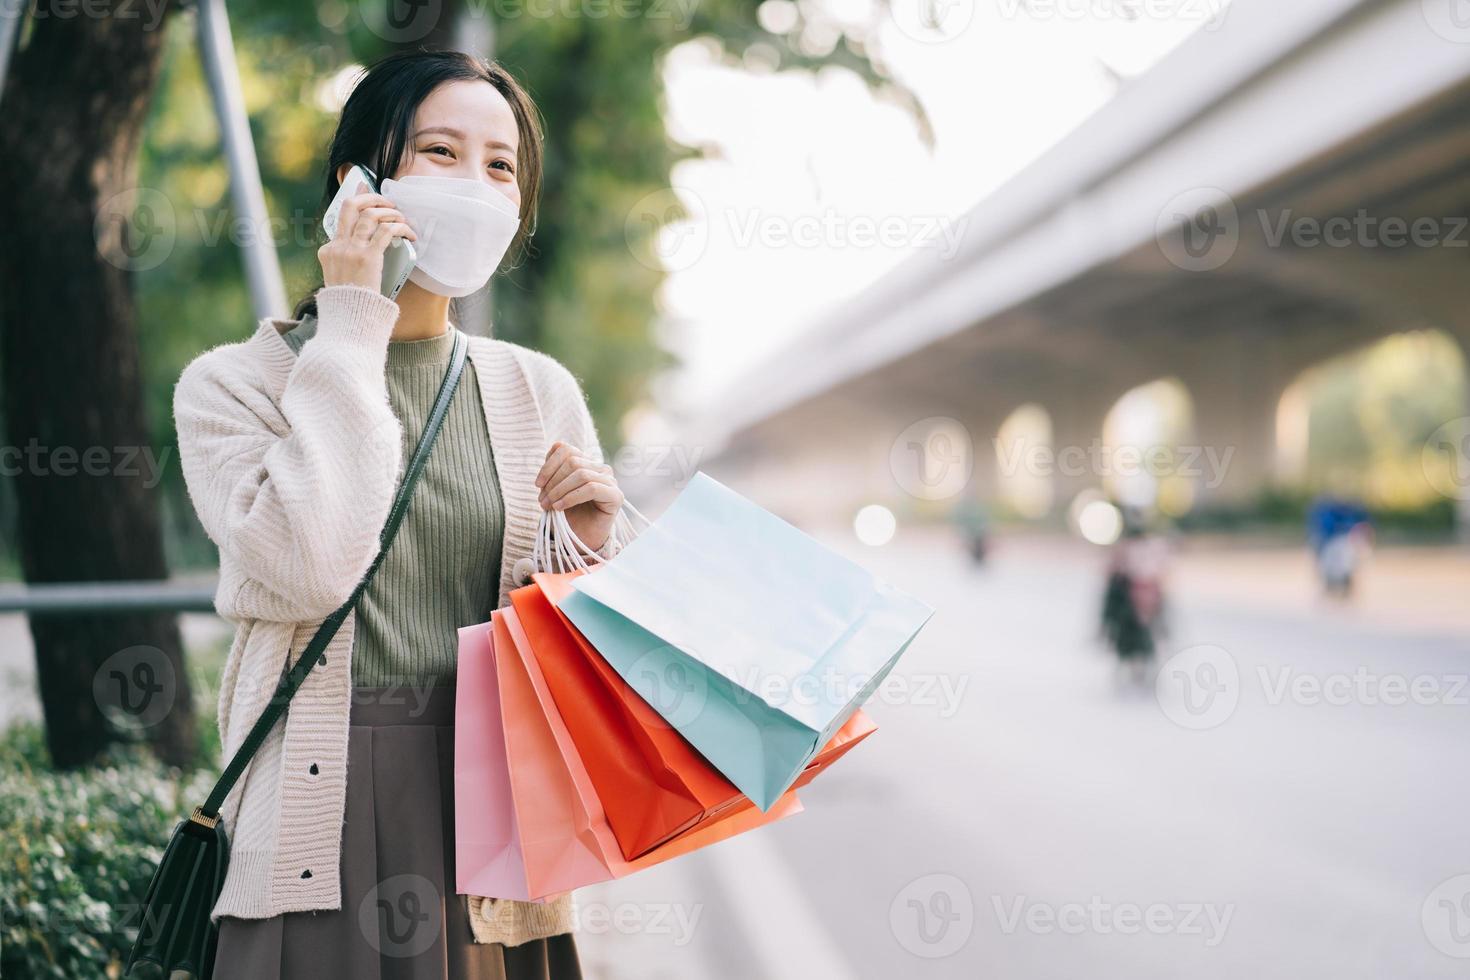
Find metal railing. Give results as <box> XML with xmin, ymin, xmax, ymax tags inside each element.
<box><xmin>0</xmin><ymin>581</ymin><xmax>219</xmax><ymax>614</ymax></box>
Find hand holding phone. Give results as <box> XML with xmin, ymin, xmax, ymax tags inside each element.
<box><xmin>319</xmin><ymin>166</ymin><xmax>418</xmax><ymax>299</ymax></box>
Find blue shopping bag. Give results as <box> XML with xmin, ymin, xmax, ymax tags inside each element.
<box><xmin>555</xmin><ymin>473</ymin><xmax>933</xmax><ymax>810</ymax></box>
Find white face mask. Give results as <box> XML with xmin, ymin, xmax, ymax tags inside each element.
<box><xmin>380</xmin><ymin>175</ymin><xmax>521</xmax><ymax>297</ymax></box>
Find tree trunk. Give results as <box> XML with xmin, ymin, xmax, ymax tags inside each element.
<box><xmin>0</xmin><ymin>2</ymin><xmax>196</xmax><ymax>768</ymax></box>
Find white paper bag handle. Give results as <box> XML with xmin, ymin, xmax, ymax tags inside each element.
<box><xmin>531</xmin><ymin>499</ymin><xmax>651</xmax><ymax>574</ymax></box>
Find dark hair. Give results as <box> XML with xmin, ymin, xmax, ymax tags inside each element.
<box><xmin>293</xmin><ymin>50</ymin><xmax>544</xmax><ymax>319</ymax></box>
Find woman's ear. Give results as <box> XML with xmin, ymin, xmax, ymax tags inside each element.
<box><xmin>334</xmin><ymin>163</ymin><xmax>353</xmax><ymax>187</ymax></box>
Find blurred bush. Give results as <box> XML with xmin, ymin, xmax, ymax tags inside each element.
<box><xmin>0</xmin><ymin>724</ymin><xmax>213</xmax><ymax>979</ymax></box>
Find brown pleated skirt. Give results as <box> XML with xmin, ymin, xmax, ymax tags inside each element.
<box><xmin>214</xmin><ymin>687</ymin><xmax>582</xmax><ymax>980</ymax></box>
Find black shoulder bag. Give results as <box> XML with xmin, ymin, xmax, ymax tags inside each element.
<box><xmin>126</xmin><ymin>330</ymin><xmax>468</xmax><ymax>979</ymax></box>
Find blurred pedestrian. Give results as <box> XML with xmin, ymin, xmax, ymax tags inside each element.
<box><xmin>1101</xmin><ymin>506</ymin><xmax>1170</xmax><ymax>682</ymax></box>
<box><xmin>1307</xmin><ymin>495</ymin><xmax>1373</xmax><ymax>598</ymax></box>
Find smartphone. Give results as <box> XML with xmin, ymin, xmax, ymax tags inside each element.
<box><xmin>321</xmin><ymin>165</ymin><xmax>417</xmax><ymax>300</ymax></box>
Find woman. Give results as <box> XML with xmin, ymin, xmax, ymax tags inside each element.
<box><xmin>173</xmin><ymin>51</ymin><xmax>624</xmax><ymax>979</ymax></box>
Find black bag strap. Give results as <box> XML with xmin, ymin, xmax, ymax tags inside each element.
<box><xmin>195</xmin><ymin>329</ymin><xmax>468</xmax><ymax>823</ymax></box>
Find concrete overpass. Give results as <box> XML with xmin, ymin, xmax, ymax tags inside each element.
<box><xmin>685</xmin><ymin>0</ymin><xmax>1470</xmax><ymax>524</ymax></box>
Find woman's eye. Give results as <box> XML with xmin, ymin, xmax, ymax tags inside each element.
<box><xmin>423</xmin><ymin>145</ymin><xmax>453</xmax><ymax>157</ymax></box>
<box><xmin>490</xmin><ymin>160</ymin><xmax>514</xmax><ymax>174</ymax></box>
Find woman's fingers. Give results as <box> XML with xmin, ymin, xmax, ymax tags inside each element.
<box><xmin>535</xmin><ymin>441</ymin><xmax>575</xmax><ymax>489</ymax></box>
<box><xmin>552</xmin><ymin>480</ymin><xmax>623</xmax><ymax>513</ymax></box>
<box><xmin>543</xmin><ymin>464</ymin><xmax>615</xmax><ymax>509</ymax></box>
<box><xmin>335</xmin><ymin>191</ymin><xmax>398</xmax><ymax>241</ymax></box>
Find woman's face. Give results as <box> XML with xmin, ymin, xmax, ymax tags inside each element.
<box><xmin>344</xmin><ymin>79</ymin><xmax>523</xmax><ymax>213</ymax></box>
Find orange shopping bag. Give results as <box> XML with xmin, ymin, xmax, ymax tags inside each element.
<box><xmin>529</xmin><ymin>572</ymin><xmax>878</xmax><ymax>848</ymax></box>
<box><xmin>513</xmin><ymin>572</ymin><xmax>756</xmax><ymax>860</ymax></box>
<box><xmin>502</xmin><ymin>607</ymin><xmax>805</xmax><ymax>873</ymax></box>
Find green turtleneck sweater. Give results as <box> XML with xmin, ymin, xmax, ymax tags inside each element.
<box><xmin>284</xmin><ymin>315</ymin><xmax>504</xmax><ymax>687</ymax></box>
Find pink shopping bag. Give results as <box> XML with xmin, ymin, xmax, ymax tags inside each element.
<box><xmin>453</xmin><ymin>620</ymin><xmax>537</xmax><ymax>900</ymax></box>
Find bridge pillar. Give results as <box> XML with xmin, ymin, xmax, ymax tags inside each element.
<box><xmin>1181</xmin><ymin>358</ymin><xmax>1284</xmax><ymax>511</ymax></box>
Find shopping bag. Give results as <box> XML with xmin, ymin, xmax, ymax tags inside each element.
<box><xmin>792</xmin><ymin>708</ymin><xmax>878</xmax><ymax>791</ymax></box>
<box><xmin>515</xmin><ymin>572</ymin><xmax>755</xmax><ymax>860</ymax></box>
<box><xmin>497</xmin><ymin>607</ymin><xmax>804</xmax><ymax>882</ymax></box>
<box><xmin>453</xmin><ymin>620</ymin><xmax>535</xmax><ymax>900</ymax></box>
<box><xmin>492</xmin><ymin>611</ymin><xmax>617</xmax><ymax>899</ymax></box>
<box><xmin>556</xmin><ymin>472</ymin><xmax>933</xmax><ymax>809</ymax></box>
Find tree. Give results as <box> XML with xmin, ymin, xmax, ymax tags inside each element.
<box><xmin>0</xmin><ymin>3</ymin><xmax>197</xmax><ymax>767</ymax></box>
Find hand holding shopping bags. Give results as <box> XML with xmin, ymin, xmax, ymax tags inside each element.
<box><xmin>455</xmin><ymin>470</ymin><xmax>931</xmax><ymax>900</ymax></box>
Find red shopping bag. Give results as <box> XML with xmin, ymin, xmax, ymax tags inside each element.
<box><xmin>513</xmin><ymin>573</ymin><xmax>754</xmax><ymax>860</ymax></box>
<box><xmin>497</xmin><ymin>607</ymin><xmax>803</xmax><ymax>894</ymax></box>
<box><xmin>527</xmin><ymin>571</ymin><xmax>879</xmax><ymax>852</ymax></box>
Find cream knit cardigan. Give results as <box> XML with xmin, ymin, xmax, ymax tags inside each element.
<box><xmin>174</xmin><ymin>284</ymin><xmax>615</xmax><ymax>945</ymax></box>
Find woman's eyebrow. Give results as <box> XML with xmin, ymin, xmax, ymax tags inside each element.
<box><xmin>413</xmin><ymin>126</ymin><xmax>516</xmax><ymax>152</ymax></box>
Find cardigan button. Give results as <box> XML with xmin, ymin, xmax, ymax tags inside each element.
<box><xmin>512</xmin><ymin>557</ymin><xmax>536</xmax><ymax>586</ymax></box>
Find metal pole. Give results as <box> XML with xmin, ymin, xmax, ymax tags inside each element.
<box><xmin>0</xmin><ymin>0</ymin><xmax>25</xmax><ymax>99</ymax></box>
<box><xmin>195</xmin><ymin>0</ymin><xmax>289</xmax><ymax>320</ymax></box>
<box><xmin>453</xmin><ymin>9</ymin><xmax>497</xmax><ymax>337</ymax></box>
